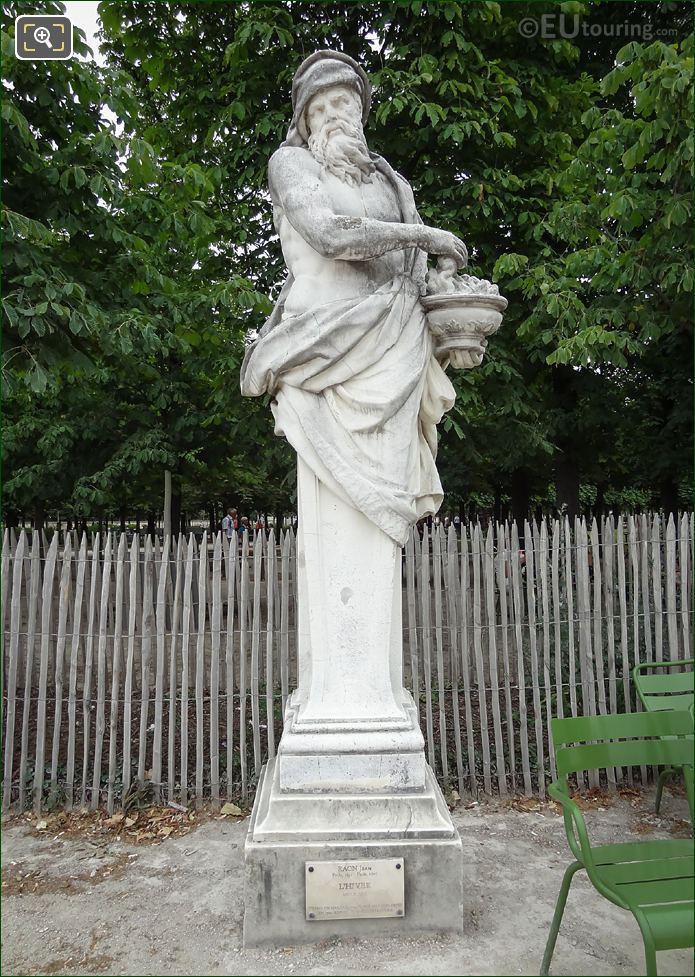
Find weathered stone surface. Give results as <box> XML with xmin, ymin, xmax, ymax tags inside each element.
<box><xmin>251</xmin><ymin>759</ymin><xmax>455</xmax><ymax>843</ymax></box>
<box><xmin>243</xmin><ymin>764</ymin><xmax>464</xmax><ymax>948</ymax></box>
<box><xmin>240</xmin><ymin>48</ymin><xmax>501</xmax><ymax>947</ymax></box>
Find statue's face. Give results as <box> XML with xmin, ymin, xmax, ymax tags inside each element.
<box><xmin>305</xmin><ymin>84</ymin><xmax>362</xmax><ymax>136</ymax></box>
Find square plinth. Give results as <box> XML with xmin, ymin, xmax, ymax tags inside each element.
<box><xmin>243</xmin><ymin>762</ymin><xmax>463</xmax><ymax>947</ymax></box>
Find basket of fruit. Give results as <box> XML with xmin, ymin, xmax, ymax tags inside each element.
<box><xmin>421</xmin><ymin>257</ymin><xmax>507</xmax><ymax>369</ymax></box>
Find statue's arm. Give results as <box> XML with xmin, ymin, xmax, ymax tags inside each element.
<box><xmin>269</xmin><ymin>149</ymin><xmax>466</xmax><ymax>265</ymax></box>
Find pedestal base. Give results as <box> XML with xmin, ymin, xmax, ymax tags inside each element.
<box><xmin>275</xmin><ymin>690</ymin><xmax>428</xmax><ymax>793</ymax></box>
<box><xmin>243</xmin><ymin>761</ymin><xmax>463</xmax><ymax>947</ymax></box>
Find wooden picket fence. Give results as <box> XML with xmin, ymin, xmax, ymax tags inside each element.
<box><xmin>1</xmin><ymin>512</ymin><xmax>692</xmax><ymax>814</ymax></box>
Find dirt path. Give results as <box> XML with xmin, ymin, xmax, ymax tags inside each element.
<box><xmin>2</xmin><ymin>789</ymin><xmax>693</xmax><ymax>976</ymax></box>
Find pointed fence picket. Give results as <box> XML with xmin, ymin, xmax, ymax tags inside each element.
<box><xmin>33</xmin><ymin>534</ymin><xmax>58</xmax><ymax>812</ymax></box>
<box><xmin>19</xmin><ymin>533</ymin><xmax>41</xmax><ymax>809</ymax></box>
<box><xmin>209</xmin><ymin>535</ymin><xmax>222</xmax><ymax>805</ymax></box>
<box><xmin>2</xmin><ymin>514</ymin><xmax>692</xmax><ymax>812</ymax></box>
<box><xmin>107</xmin><ymin>534</ymin><xmax>126</xmax><ymax>814</ymax></box>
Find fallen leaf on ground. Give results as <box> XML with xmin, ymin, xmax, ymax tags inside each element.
<box><xmin>512</xmin><ymin>797</ymin><xmax>542</xmax><ymax>813</ymax></box>
<box><xmin>220</xmin><ymin>803</ymin><xmax>243</xmax><ymax>817</ymax></box>
<box><xmin>445</xmin><ymin>789</ymin><xmax>461</xmax><ymax>810</ymax></box>
<box><xmin>632</xmin><ymin>819</ymin><xmax>656</xmax><ymax>835</ymax></box>
<box><xmin>668</xmin><ymin>819</ymin><xmax>692</xmax><ymax>838</ymax></box>
<box><xmin>570</xmin><ymin>788</ymin><xmax>615</xmax><ymax>811</ymax></box>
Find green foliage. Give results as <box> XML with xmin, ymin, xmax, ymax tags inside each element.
<box><xmin>514</xmin><ymin>35</ymin><xmax>693</xmax><ymax>370</ymax></box>
<box><xmin>2</xmin><ymin>1</ymin><xmax>281</xmax><ymax>519</ymax></box>
<box><xmin>2</xmin><ymin>0</ymin><xmax>692</xmax><ymax>522</ymax></box>
<box><xmin>2</xmin><ymin>1</ymin><xmax>136</xmax><ymax>391</ymax></box>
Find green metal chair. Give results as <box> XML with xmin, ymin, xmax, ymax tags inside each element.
<box><xmin>633</xmin><ymin>659</ymin><xmax>694</xmax><ymax>815</ymax></box>
<box><xmin>541</xmin><ymin>711</ymin><xmax>694</xmax><ymax>977</ymax></box>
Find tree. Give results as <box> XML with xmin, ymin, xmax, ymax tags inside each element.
<box><xmin>499</xmin><ymin>30</ymin><xmax>693</xmax><ymax>513</ymax></box>
<box><xmin>96</xmin><ymin>0</ymin><xmax>596</xmax><ymax>518</ymax></box>
<box><xmin>4</xmin><ymin>1</ymin><xmax>691</xmax><ymax>524</ymax></box>
<box><xmin>2</xmin><ymin>1</ymin><xmax>273</xmax><ymax>527</ymax></box>
<box><xmin>2</xmin><ymin>0</ymin><xmax>139</xmax><ymax>392</ymax></box>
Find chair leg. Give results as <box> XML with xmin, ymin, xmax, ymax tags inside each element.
<box><xmin>643</xmin><ymin>940</ymin><xmax>657</xmax><ymax>977</ymax></box>
<box><xmin>654</xmin><ymin>768</ymin><xmax>674</xmax><ymax>814</ymax></box>
<box><xmin>540</xmin><ymin>862</ymin><xmax>582</xmax><ymax>976</ymax></box>
<box><xmin>635</xmin><ymin>913</ymin><xmax>658</xmax><ymax>976</ymax></box>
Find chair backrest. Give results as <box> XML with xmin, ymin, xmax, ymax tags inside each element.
<box><xmin>633</xmin><ymin>661</ymin><xmax>694</xmax><ymax>713</ymax></box>
<box><xmin>551</xmin><ymin>711</ymin><xmax>694</xmax><ymax>779</ymax></box>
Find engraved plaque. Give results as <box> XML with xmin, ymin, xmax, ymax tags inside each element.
<box><xmin>305</xmin><ymin>858</ymin><xmax>405</xmax><ymax>921</ymax></box>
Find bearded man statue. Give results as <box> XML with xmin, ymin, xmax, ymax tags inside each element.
<box><xmin>241</xmin><ymin>50</ymin><xmax>467</xmax><ymax>794</ymax></box>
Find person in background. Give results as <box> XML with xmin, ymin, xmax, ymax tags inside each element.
<box><xmin>222</xmin><ymin>508</ymin><xmax>238</xmax><ymax>539</ymax></box>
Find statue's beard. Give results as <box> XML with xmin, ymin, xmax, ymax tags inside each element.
<box><xmin>308</xmin><ymin>119</ymin><xmax>376</xmax><ymax>186</ymax></box>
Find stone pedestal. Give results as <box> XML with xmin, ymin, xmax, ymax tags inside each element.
<box><xmin>277</xmin><ymin>689</ymin><xmax>427</xmax><ymax>792</ymax></box>
<box><xmin>243</xmin><ymin>761</ymin><xmax>463</xmax><ymax>947</ymax></box>
<box><xmin>243</xmin><ymin>461</ymin><xmax>463</xmax><ymax>946</ymax></box>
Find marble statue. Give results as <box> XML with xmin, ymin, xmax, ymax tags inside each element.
<box><xmin>241</xmin><ymin>50</ymin><xmax>467</xmax><ymax>545</ymax></box>
<box><xmin>241</xmin><ymin>49</ymin><xmax>506</xmax><ymax>946</ymax></box>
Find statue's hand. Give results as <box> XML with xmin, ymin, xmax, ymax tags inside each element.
<box><xmin>419</xmin><ymin>226</ymin><xmax>468</xmax><ymax>268</ymax></box>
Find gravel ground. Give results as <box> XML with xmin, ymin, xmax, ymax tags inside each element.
<box><xmin>2</xmin><ymin>786</ymin><xmax>693</xmax><ymax>977</ymax></box>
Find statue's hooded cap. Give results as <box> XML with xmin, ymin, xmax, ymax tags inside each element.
<box><xmin>283</xmin><ymin>49</ymin><xmax>372</xmax><ymax>147</ymax></box>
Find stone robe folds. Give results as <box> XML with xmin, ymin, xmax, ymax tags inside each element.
<box><xmin>241</xmin><ymin>157</ymin><xmax>455</xmax><ymax>546</ymax></box>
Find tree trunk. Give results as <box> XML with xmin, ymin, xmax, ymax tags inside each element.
<box><xmin>119</xmin><ymin>506</ymin><xmax>127</xmax><ymax>533</ymax></box>
<box><xmin>511</xmin><ymin>468</ymin><xmax>530</xmax><ymax>545</ymax></box>
<box><xmin>493</xmin><ymin>483</ymin><xmax>502</xmax><ymax>526</ymax></box>
<box><xmin>32</xmin><ymin>502</ymin><xmax>45</xmax><ymax>531</ymax></box>
<box><xmin>594</xmin><ymin>485</ymin><xmax>605</xmax><ymax>521</ymax></box>
<box><xmin>208</xmin><ymin>503</ymin><xmax>216</xmax><ymax>535</ymax></box>
<box><xmin>163</xmin><ymin>469</ymin><xmax>172</xmax><ymax>539</ymax></box>
<box><xmin>135</xmin><ymin>511</ymin><xmax>141</xmax><ymax>534</ymax></box>
<box><xmin>555</xmin><ymin>451</ymin><xmax>580</xmax><ymax>520</ymax></box>
<box><xmin>147</xmin><ymin>510</ymin><xmax>156</xmax><ymax>540</ymax></box>
<box><xmin>659</xmin><ymin>476</ymin><xmax>679</xmax><ymax>518</ymax></box>
<box><xmin>171</xmin><ymin>490</ymin><xmax>182</xmax><ymax>542</ymax></box>
<box><xmin>552</xmin><ymin>365</ymin><xmax>581</xmax><ymax>520</ymax></box>
<box><xmin>340</xmin><ymin>6</ymin><xmax>362</xmax><ymax>57</ymax></box>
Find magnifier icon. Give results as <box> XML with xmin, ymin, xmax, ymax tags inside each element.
<box><xmin>33</xmin><ymin>26</ymin><xmax>53</xmax><ymax>48</ymax></box>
